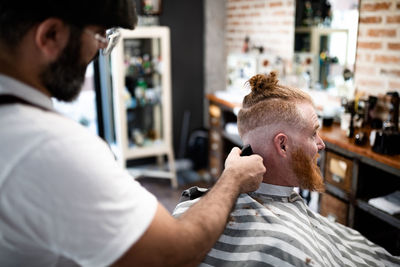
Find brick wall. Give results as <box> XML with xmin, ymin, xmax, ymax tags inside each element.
<box><xmin>355</xmin><ymin>0</ymin><xmax>400</xmax><ymax>96</ymax></box>
<box><xmin>226</xmin><ymin>0</ymin><xmax>295</xmax><ymax>63</ymax></box>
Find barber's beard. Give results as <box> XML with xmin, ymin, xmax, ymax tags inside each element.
<box><xmin>291</xmin><ymin>148</ymin><xmax>325</xmax><ymax>192</ymax></box>
<box><xmin>40</xmin><ymin>28</ymin><xmax>87</xmax><ymax>102</ymax></box>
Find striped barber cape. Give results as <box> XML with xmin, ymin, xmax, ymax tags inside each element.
<box><xmin>173</xmin><ymin>183</ymin><xmax>400</xmax><ymax>267</ymax></box>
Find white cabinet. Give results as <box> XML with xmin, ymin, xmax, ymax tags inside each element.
<box><xmin>110</xmin><ymin>26</ymin><xmax>177</xmax><ymax>187</ymax></box>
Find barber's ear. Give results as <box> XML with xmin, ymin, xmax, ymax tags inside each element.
<box><xmin>273</xmin><ymin>133</ymin><xmax>288</xmax><ymax>157</ymax></box>
<box><xmin>35</xmin><ymin>18</ymin><xmax>69</xmax><ymax>61</ymax></box>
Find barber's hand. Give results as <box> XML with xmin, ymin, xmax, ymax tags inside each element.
<box><xmin>223</xmin><ymin>147</ymin><xmax>265</xmax><ymax>193</ymax></box>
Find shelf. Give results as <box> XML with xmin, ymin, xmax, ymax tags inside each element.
<box><xmin>126</xmin><ymin>72</ymin><xmax>157</xmax><ymax>78</ymax></box>
<box><xmin>325</xmin><ymin>183</ymin><xmax>350</xmax><ymax>202</ymax></box>
<box><xmin>295</xmin><ymin>26</ymin><xmax>348</xmax><ymax>35</ymax></box>
<box><xmin>356</xmin><ymin>199</ymin><xmax>400</xmax><ymax>230</ymax></box>
<box><xmin>125</xmin><ymin>142</ymin><xmax>171</xmax><ymax>158</ymax></box>
<box><xmin>128</xmin><ymin>165</ymin><xmax>175</xmax><ymax>180</ymax></box>
<box><xmin>126</xmin><ymin>101</ymin><xmax>161</xmax><ymax>110</ymax></box>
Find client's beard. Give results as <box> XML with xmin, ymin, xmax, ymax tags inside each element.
<box><xmin>291</xmin><ymin>148</ymin><xmax>325</xmax><ymax>192</ymax></box>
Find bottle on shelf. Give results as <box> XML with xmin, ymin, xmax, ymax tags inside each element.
<box><xmin>134</xmin><ymin>78</ymin><xmax>148</xmax><ymax>106</ymax></box>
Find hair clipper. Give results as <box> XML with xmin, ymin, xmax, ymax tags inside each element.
<box><xmin>241</xmin><ymin>144</ymin><xmax>253</xmax><ymax>156</ymax></box>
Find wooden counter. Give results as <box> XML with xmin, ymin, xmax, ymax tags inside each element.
<box><xmin>320</xmin><ymin>124</ymin><xmax>400</xmax><ymax>176</ymax></box>
<box><xmin>206</xmin><ymin>94</ymin><xmax>241</xmax><ymax>109</ymax></box>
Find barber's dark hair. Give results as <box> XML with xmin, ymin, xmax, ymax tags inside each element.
<box><xmin>238</xmin><ymin>71</ymin><xmax>313</xmax><ymax>137</ymax></box>
<box><xmin>0</xmin><ymin>0</ymin><xmax>137</xmax><ymax>46</ymax></box>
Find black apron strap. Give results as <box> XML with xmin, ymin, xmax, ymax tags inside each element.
<box><xmin>0</xmin><ymin>94</ymin><xmax>51</xmax><ymax>111</ymax></box>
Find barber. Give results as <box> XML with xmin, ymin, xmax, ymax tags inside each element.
<box><xmin>0</xmin><ymin>1</ymin><xmax>265</xmax><ymax>266</ymax></box>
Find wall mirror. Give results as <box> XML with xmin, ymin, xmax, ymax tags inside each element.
<box><xmin>294</xmin><ymin>0</ymin><xmax>359</xmax><ymax>99</ymax></box>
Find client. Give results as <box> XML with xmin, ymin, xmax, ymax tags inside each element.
<box><xmin>173</xmin><ymin>72</ymin><xmax>400</xmax><ymax>266</ymax></box>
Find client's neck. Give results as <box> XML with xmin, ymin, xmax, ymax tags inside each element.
<box><xmin>262</xmin><ymin>166</ymin><xmax>298</xmax><ymax>187</ymax></box>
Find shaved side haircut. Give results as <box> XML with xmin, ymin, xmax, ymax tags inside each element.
<box><xmin>238</xmin><ymin>72</ymin><xmax>313</xmax><ymax>138</ymax></box>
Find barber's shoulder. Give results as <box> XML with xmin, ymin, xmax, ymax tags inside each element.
<box><xmin>18</xmin><ymin>112</ymin><xmax>114</xmax><ymax>169</ymax></box>
<box><xmin>5</xmin><ymin>105</ymin><xmax>91</xmax><ymax>139</ymax></box>
<box><xmin>0</xmin><ymin>106</ymin><xmax>95</xmax><ymax>158</ymax></box>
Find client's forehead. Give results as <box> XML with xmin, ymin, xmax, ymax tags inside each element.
<box><xmin>296</xmin><ymin>102</ymin><xmax>320</xmax><ymax>129</ymax></box>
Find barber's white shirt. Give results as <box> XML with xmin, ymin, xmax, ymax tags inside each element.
<box><xmin>0</xmin><ymin>74</ymin><xmax>158</xmax><ymax>266</ymax></box>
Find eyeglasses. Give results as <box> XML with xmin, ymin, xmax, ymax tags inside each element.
<box><xmin>85</xmin><ymin>28</ymin><xmax>121</xmax><ymax>56</ymax></box>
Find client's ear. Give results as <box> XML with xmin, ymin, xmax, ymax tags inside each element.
<box><xmin>273</xmin><ymin>133</ymin><xmax>288</xmax><ymax>157</ymax></box>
